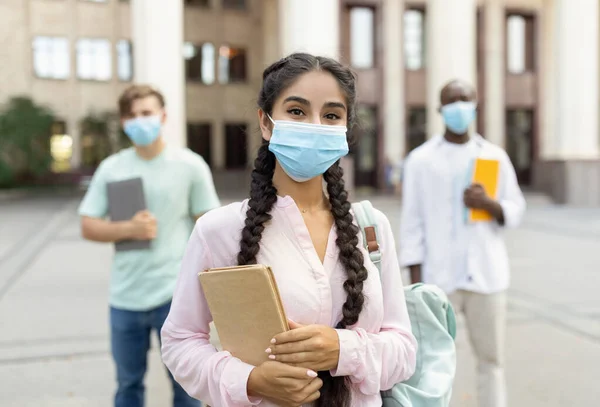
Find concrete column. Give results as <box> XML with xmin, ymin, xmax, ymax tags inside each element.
<box><xmin>131</xmin><ymin>0</ymin><xmax>186</xmax><ymax>148</ymax></box>
<box><xmin>426</xmin><ymin>0</ymin><xmax>477</xmax><ymax>137</ymax></box>
<box><xmin>484</xmin><ymin>0</ymin><xmax>505</xmax><ymax>147</ymax></box>
<box><xmin>279</xmin><ymin>0</ymin><xmax>339</xmax><ymax>59</ymax></box>
<box><xmin>553</xmin><ymin>0</ymin><xmax>599</xmax><ymax>159</ymax></box>
<box><xmin>539</xmin><ymin>0</ymin><xmax>557</xmax><ymax>159</ymax></box>
<box><xmin>262</xmin><ymin>0</ymin><xmax>281</xmax><ymax>64</ymax></box>
<box><xmin>383</xmin><ymin>0</ymin><xmax>405</xmax><ymax>161</ymax></box>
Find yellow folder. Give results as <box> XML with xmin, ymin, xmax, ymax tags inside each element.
<box><xmin>468</xmin><ymin>158</ymin><xmax>500</xmax><ymax>222</ymax></box>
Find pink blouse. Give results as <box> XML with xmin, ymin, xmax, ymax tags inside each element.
<box><xmin>161</xmin><ymin>196</ymin><xmax>417</xmax><ymax>407</ymax></box>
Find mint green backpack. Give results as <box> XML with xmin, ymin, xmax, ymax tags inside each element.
<box><xmin>352</xmin><ymin>200</ymin><xmax>457</xmax><ymax>407</ymax></box>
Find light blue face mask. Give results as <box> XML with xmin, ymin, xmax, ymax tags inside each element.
<box><xmin>123</xmin><ymin>115</ymin><xmax>162</xmax><ymax>146</ymax></box>
<box><xmin>441</xmin><ymin>101</ymin><xmax>477</xmax><ymax>134</ymax></box>
<box><xmin>267</xmin><ymin>117</ymin><xmax>349</xmax><ymax>182</ymax></box>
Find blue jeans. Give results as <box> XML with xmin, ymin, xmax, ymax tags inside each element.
<box><xmin>110</xmin><ymin>301</ymin><xmax>201</xmax><ymax>407</ymax></box>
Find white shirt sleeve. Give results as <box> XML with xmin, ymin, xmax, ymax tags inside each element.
<box><xmin>497</xmin><ymin>151</ymin><xmax>526</xmax><ymax>228</ymax></box>
<box><xmin>399</xmin><ymin>155</ymin><xmax>426</xmax><ymax>268</ymax></box>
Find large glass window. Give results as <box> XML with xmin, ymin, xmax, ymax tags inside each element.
<box><xmin>225</xmin><ymin>123</ymin><xmax>248</xmax><ymax>169</ymax></box>
<box><xmin>506</xmin><ymin>109</ymin><xmax>534</xmax><ymax>184</ymax></box>
<box><xmin>185</xmin><ymin>0</ymin><xmax>210</xmax><ymax>6</ymax></box>
<box><xmin>349</xmin><ymin>106</ymin><xmax>379</xmax><ymax>187</ymax></box>
<box><xmin>50</xmin><ymin>121</ymin><xmax>73</xmax><ymax>173</ymax></box>
<box><xmin>404</xmin><ymin>9</ymin><xmax>426</xmax><ymax>70</ymax></box>
<box><xmin>349</xmin><ymin>7</ymin><xmax>375</xmax><ymax>69</ymax></box>
<box><xmin>116</xmin><ymin>40</ymin><xmax>133</xmax><ymax>81</ymax></box>
<box><xmin>187</xmin><ymin>123</ymin><xmax>213</xmax><ymax>167</ymax></box>
<box><xmin>223</xmin><ymin>0</ymin><xmax>246</xmax><ymax>10</ymax></box>
<box><xmin>32</xmin><ymin>37</ymin><xmax>70</xmax><ymax>80</ymax></box>
<box><xmin>76</xmin><ymin>38</ymin><xmax>112</xmax><ymax>81</ymax></box>
<box><xmin>406</xmin><ymin>107</ymin><xmax>427</xmax><ymax>153</ymax></box>
<box><xmin>507</xmin><ymin>14</ymin><xmax>535</xmax><ymax>73</ymax></box>
<box><xmin>218</xmin><ymin>46</ymin><xmax>247</xmax><ymax>84</ymax></box>
<box><xmin>356</xmin><ymin>107</ymin><xmax>377</xmax><ymax>173</ymax></box>
<box><xmin>184</xmin><ymin>42</ymin><xmax>216</xmax><ymax>85</ymax></box>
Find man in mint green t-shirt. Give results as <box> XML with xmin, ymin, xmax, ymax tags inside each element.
<box><xmin>79</xmin><ymin>85</ymin><xmax>219</xmax><ymax>407</ymax></box>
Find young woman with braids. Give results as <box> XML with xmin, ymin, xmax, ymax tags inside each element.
<box><xmin>161</xmin><ymin>53</ymin><xmax>417</xmax><ymax>407</ymax></box>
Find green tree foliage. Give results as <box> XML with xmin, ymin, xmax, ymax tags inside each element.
<box><xmin>80</xmin><ymin>111</ymin><xmax>131</xmax><ymax>169</ymax></box>
<box><xmin>80</xmin><ymin>112</ymin><xmax>112</xmax><ymax>168</ymax></box>
<box><xmin>0</xmin><ymin>97</ymin><xmax>55</xmax><ymax>187</ymax></box>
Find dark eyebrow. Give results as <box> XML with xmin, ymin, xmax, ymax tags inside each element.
<box><xmin>283</xmin><ymin>97</ymin><xmax>347</xmax><ymax>111</ymax></box>
<box><xmin>324</xmin><ymin>101</ymin><xmax>347</xmax><ymax>111</ymax></box>
<box><xmin>283</xmin><ymin>96</ymin><xmax>310</xmax><ymax>106</ymax></box>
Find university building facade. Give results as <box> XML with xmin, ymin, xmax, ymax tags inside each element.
<box><xmin>0</xmin><ymin>0</ymin><xmax>598</xmax><ymax>204</ymax></box>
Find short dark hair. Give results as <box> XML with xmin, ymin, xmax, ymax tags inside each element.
<box><xmin>118</xmin><ymin>85</ymin><xmax>165</xmax><ymax>117</ymax></box>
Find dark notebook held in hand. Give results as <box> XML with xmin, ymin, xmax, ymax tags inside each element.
<box><xmin>106</xmin><ymin>177</ymin><xmax>151</xmax><ymax>252</ymax></box>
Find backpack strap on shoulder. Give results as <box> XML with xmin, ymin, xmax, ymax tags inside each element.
<box><xmin>351</xmin><ymin>200</ymin><xmax>382</xmax><ymax>274</ymax></box>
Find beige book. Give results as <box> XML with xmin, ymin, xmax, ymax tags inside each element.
<box><xmin>199</xmin><ymin>264</ymin><xmax>289</xmax><ymax>367</ymax></box>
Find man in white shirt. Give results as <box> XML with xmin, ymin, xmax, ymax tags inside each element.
<box><xmin>399</xmin><ymin>80</ymin><xmax>526</xmax><ymax>407</ymax></box>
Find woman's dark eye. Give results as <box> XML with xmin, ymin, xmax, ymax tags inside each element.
<box><xmin>325</xmin><ymin>113</ymin><xmax>340</xmax><ymax>120</ymax></box>
<box><xmin>288</xmin><ymin>108</ymin><xmax>304</xmax><ymax>116</ymax></box>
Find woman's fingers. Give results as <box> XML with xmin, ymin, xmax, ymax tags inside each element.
<box><xmin>300</xmin><ymin>378</ymin><xmax>324</xmax><ymax>404</ymax></box>
<box><xmin>272</xmin><ymin>326</ymin><xmax>315</xmax><ymax>345</ymax></box>
<box><xmin>268</xmin><ymin>339</ymin><xmax>312</xmax><ymax>355</ymax></box>
<box><xmin>270</xmin><ymin>351</ymin><xmax>315</xmax><ymax>364</ymax></box>
<box><xmin>269</xmin><ymin>361</ymin><xmax>318</xmax><ymax>379</ymax></box>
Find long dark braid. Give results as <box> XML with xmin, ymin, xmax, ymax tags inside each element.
<box><xmin>237</xmin><ymin>53</ymin><xmax>362</xmax><ymax>407</ymax></box>
<box><xmin>237</xmin><ymin>140</ymin><xmax>277</xmax><ymax>265</ymax></box>
<box><xmin>325</xmin><ymin>163</ymin><xmax>368</xmax><ymax>329</ymax></box>
<box><xmin>237</xmin><ymin>54</ymin><xmax>291</xmax><ymax>266</ymax></box>
<box><xmin>314</xmin><ymin>162</ymin><xmax>368</xmax><ymax>407</ymax></box>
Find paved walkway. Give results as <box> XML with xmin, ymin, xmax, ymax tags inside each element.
<box><xmin>0</xmin><ymin>193</ymin><xmax>598</xmax><ymax>406</ymax></box>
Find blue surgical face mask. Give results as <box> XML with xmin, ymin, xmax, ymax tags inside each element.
<box><xmin>123</xmin><ymin>115</ymin><xmax>162</xmax><ymax>146</ymax></box>
<box><xmin>441</xmin><ymin>101</ymin><xmax>477</xmax><ymax>134</ymax></box>
<box><xmin>267</xmin><ymin>116</ymin><xmax>349</xmax><ymax>182</ymax></box>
